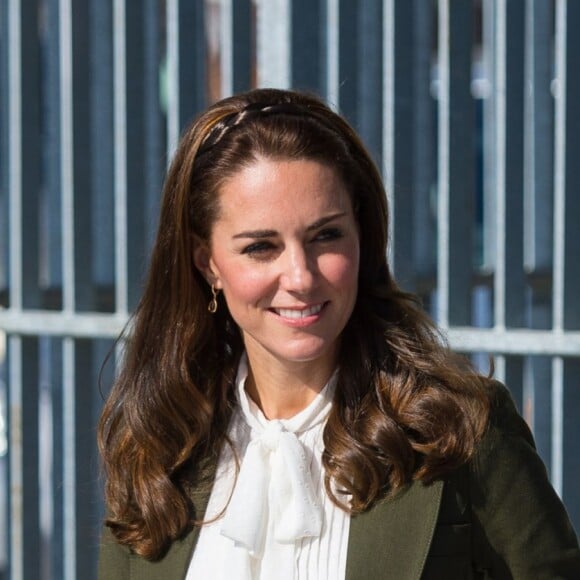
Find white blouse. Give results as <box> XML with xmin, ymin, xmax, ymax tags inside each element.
<box><xmin>186</xmin><ymin>356</ymin><xmax>350</xmax><ymax>580</ymax></box>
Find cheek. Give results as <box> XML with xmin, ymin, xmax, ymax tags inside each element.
<box><xmin>218</xmin><ymin>262</ymin><xmax>274</xmax><ymax>306</ymax></box>
<box><xmin>320</xmin><ymin>249</ymin><xmax>360</xmax><ymax>290</ymax></box>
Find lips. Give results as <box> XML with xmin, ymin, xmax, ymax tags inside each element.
<box><xmin>271</xmin><ymin>303</ymin><xmax>325</xmax><ymax>319</ymax></box>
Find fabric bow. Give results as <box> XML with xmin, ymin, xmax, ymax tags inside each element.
<box><xmin>220</xmin><ymin>418</ymin><xmax>324</xmax><ymax>556</ymax></box>
<box><xmin>220</xmin><ymin>356</ymin><xmax>335</xmax><ymax>560</ymax></box>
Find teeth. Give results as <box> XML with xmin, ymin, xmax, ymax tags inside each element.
<box><xmin>276</xmin><ymin>304</ymin><xmax>324</xmax><ymax>319</ymax></box>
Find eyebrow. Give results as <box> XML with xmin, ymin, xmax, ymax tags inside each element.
<box><xmin>232</xmin><ymin>212</ymin><xmax>347</xmax><ymax>239</ymax></box>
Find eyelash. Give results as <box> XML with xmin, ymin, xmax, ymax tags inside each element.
<box><xmin>241</xmin><ymin>228</ymin><xmax>344</xmax><ymax>256</ymax></box>
<box><xmin>241</xmin><ymin>241</ymin><xmax>275</xmax><ymax>255</ymax></box>
<box><xmin>315</xmin><ymin>227</ymin><xmax>343</xmax><ymax>241</ymax></box>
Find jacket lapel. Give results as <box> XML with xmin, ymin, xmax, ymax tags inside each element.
<box><xmin>126</xmin><ymin>461</ymin><xmax>443</xmax><ymax>579</ymax></box>
<box><xmin>345</xmin><ymin>480</ymin><xmax>443</xmax><ymax>580</ymax></box>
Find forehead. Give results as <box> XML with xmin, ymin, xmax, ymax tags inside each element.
<box><xmin>215</xmin><ymin>157</ymin><xmax>351</xmax><ymax>220</ymax></box>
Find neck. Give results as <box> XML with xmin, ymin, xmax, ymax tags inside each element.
<box><xmin>243</xmin><ymin>352</ymin><xmax>336</xmax><ymax>420</ymax></box>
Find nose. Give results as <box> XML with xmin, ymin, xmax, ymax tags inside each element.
<box><xmin>280</xmin><ymin>245</ymin><xmax>316</xmax><ymax>293</ymax></box>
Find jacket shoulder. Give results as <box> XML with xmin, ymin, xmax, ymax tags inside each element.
<box><xmin>469</xmin><ymin>380</ymin><xmax>580</xmax><ymax>578</ymax></box>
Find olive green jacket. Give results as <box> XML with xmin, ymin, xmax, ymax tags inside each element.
<box><xmin>99</xmin><ymin>384</ymin><xmax>580</xmax><ymax>579</ymax></box>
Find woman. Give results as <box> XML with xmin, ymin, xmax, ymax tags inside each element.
<box><xmin>98</xmin><ymin>88</ymin><xmax>580</xmax><ymax>579</ymax></box>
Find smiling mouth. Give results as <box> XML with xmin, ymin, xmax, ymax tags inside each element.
<box><xmin>271</xmin><ymin>303</ymin><xmax>326</xmax><ymax>319</ymax></box>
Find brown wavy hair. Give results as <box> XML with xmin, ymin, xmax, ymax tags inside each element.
<box><xmin>98</xmin><ymin>88</ymin><xmax>491</xmax><ymax>560</ymax></box>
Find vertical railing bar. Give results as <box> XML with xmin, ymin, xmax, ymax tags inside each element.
<box><xmin>60</xmin><ymin>0</ymin><xmax>75</xmax><ymax>315</ymax></box>
<box><xmin>523</xmin><ymin>0</ymin><xmax>554</xmax><ymax>470</ymax></box>
<box><xmin>112</xmin><ymin>0</ymin><xmax>129</xmax><ymax>429</ymax></box>
<box><xmin>482</xmin><ymin>0</ymin><xmax>497</xmax><ymax>271</ymax></box>
<box><xmin>553</xmin><ymin>2</ymin><xmax>565</xmax><ymax>335</ymax></box>
<box><xmin>255</xmin><ymin>0</ymin><xmax>291</xmax><ymax>88</ymax></box>
<box><xmin>166</xmin><ymin>0</ymin><xmax>207</xmax><ymax>154</ymax></box>
<box><xmin>62</xmin><ymin>336</ymin><xmax>76</xmax><ymax>580</ymax></box>
<box><xmin>0</xmin><ymin>4</ymin><xmax>7</xmax><ymax>292</ymax></box>
<box><xmin>7</xmin><ymin>2</ymin><xmax>25</xmax><ymax>578</ymax></box>
<box><xmin>382</xmin><ymin>0</ymin><xmax>395</xmax><ymax>270</ymax></box>
<box><xmin>8</xmin><ymin>0</ymin><xmax>23</xmax><ymax>313</ymax></box>
<box><xmin>522</xmin><ymin>357</ymin><xmax>535</xmax><ymax>431</ymax></box>
<box><xmin>220</xmin><ymin>0</ymin><xmax>253</xmax><ymax>97</ymax></box>
<box><xmin>551</xmin><ymin>0</ymin><xmax>567</xmax><ymax>496</ymax></box>
<box><xmin>494</xmin><ymin>0</ymin><xmax>506</xmax><ymax>331</ymax></box>
<box><xmin>489</xmin><ymin>0</ymin><xmax>526</xmax><ymax>340</ymax></box>
<box><xmin>325</xmin><ymin>0</ymin><xmax>339</xmax><ymax>107</ymax></box>
<box><xmin>38</xmin><ymin>338</ymin><xmax>50</xmax><ymax>576</ymax></box>
<box><xmin>496</xmin><ymin>1</ymin><xmax>525</xmax><ymax>404</ymax></box>
<box><xmin>113</xmin><ymin>0</ymin><xmax>128</xmax><ymax>318</ymax></box>
<box><xmin>554</xmin><ymin>0</ymin><xmax>580</xmax><ymax>334</ymax></box>
<box><xmin>8</xmin><ymin>337</ymin><xmax>23</xmax><ymax>579</ymax></box>
<box><xmin>554</xmin><ymin>1</ymin><xmax>580</xmax><ymax>521</ymax></box>
<box><xmin>495</xmin><ymin>354</ymin><xmax>506</xmax><ymax>385</ymax></box>
<box><xmin>166</xmin><ymin>0</ymin><xmax>179</xmax><ymax>156</ymax></box>
<box><xmin>436</xmin><ymin>0</ymin><xmax>450</xmax><ymax>329</ymax></box>
<box><xmin>220</xmin><ymin>0</ymin><xmax>234</xmax><ymax>97</ymax></box>
<box><xmin>59</xmin><ymin>0</ymin><xmax>77</xmax><ymax>577</ymax></box>
<box><xmin>551</xmin><ymin>356</ymin><xmax>563</xmax><ymax>495</ymax></box>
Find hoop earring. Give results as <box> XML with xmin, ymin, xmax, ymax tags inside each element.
<box><xmin>208</xmin><ymin>284</ymin><xmax>219</xmax><ymax>313</ymax></box>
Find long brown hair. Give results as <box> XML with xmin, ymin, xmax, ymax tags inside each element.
<box><xmin>98</xmin><ymin>88</ymin><xmax>490</xmax><ymax>560</ymax></box>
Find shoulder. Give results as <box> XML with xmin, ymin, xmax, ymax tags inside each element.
<box><xmin>471</xmin><ymin>378</ymin><xmax>557</xmax><ymax>511</ymax></box>
<box><xmin>474</xmin><ymin>379</ymin><xmax>535</xmax><ymax>458</ymax></box>
<box><xmin>467</xmin><ymin>380</ymin><xmax>580</xmax><ymax>577</ymax></box>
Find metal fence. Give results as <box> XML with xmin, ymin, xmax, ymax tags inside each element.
<box><xmin>0</xmin><ymin>0</ymin><xmax>579</xmax><ymax>578</ymax></box>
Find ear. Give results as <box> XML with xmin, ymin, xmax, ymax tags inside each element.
<box><xmin>193</xmin><ymin>237</ymin><xmax>222</xmax><ymax>288</ymax></box>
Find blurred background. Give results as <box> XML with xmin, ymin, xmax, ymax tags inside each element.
<box><xmin>1</xmin><ymin>0</ymin><xmax>579</xmax><ymax>578</ymax></box>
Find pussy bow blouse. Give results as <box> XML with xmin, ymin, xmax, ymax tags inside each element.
<box><xmin>187</xmin><ymin>355</ymin><xmax>350</xmax><ymax>579</ymax></box>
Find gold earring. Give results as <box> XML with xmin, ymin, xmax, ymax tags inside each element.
<box><xmin>208</xmin><ymin>284</ymin><xmax>219</xmax><ymax>313</ymax></box>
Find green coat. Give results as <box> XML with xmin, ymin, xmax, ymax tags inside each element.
<box><xmin>98</xmin><ymin>384</ymin><xmax>580</xmax><ymax>579</ymax></box>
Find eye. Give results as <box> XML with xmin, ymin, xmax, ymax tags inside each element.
<box><xmin>241</xmin><ymin>241</ymin><xmax>276</xmax><ymax>257</ymax></box>
<box><xmin>314</xmin><ymin>227</ymin><xmax>343</xmax><ymax>242</ymax></box>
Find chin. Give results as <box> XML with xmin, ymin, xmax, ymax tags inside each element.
<box><xmin>272</xmin><ymin>339</ymin><xmax>337</xmax><ymax>365</ymax></box>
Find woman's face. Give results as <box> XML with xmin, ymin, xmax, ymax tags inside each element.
<box><xmin>195</xmin><ymin>157</ymin><xmax>360</xmax><ymax>372</ymax></box>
